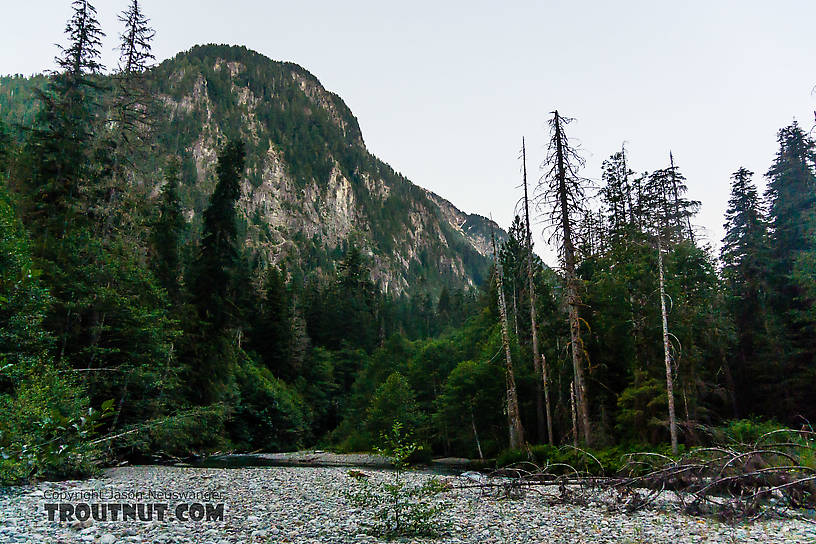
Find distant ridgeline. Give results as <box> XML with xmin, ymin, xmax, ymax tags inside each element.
<box><xmin>0</xmin><ymin>44</ymin><xmax>504</xmax><ymax>295</ymax></box>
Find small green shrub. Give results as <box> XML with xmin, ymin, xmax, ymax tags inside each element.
<box><xmin>345</xmin><ymin>422</ymin><xmax>451</xmax><ymax>538</ymax></box>
<box><xmin>710</xmin><ymin>419</ymin><xmax>786</xmax><ymax>444</ymax></box>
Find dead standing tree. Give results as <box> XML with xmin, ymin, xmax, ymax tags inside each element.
<box><xmin>643</xmin><ymin>163</ymin><xmax>697</xmax><ymax>455</ymax></box>
<box><xmin>657</xmin><ymin>231</ymin><xmax>679</xmax><ymax>455</ymax></box>
<box><xmin>491</xmin><ymin>222</ymin><xmax>526</xmax><ymax>450</ymax></box>
<box><xmin>521</xmin><ymin>137</ymin><xmax>553</xmax><ymax>445</ymax></box>
<box><xmin>538</xmin><ymin>111</ymin><xmax>592</xmax><ymax>446</ymax></box>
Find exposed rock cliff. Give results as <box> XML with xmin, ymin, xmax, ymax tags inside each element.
<box><xmin>1</xmin><ymin>44</ymin><xmax>506</xmax><ymax>293</ymax></box>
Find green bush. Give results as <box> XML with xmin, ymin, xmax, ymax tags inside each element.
<box><xmin>345</xmin><ymin>422</ymin><xmax>451</xmax><ymax>538</ymax></box>
<box><xmin>710</xmin><ymin>419</ymin><xmax>786</xmax><ymax>444</ymax></box>
<box><xmin>114</xmin><ymin>403</ymin><xmax>232</xmax><ymax>458</ymax></box>
<box><xmin>365</xmin><ymin>372</ymin><xmax>424</xmax><ymax>443</ymax></box>
<box><xmin>229</xmin><ymin>359</ymin><xmax>311</xmax><ymax>451</ymax></box>
<box><xmin>335</xmin><ymin>431</ymin><xmax>372</xmax><ymax>454</ymax></box>
<box><xmin>0</xmin><ymin>368</ymin><xmax>108</xmax><ymax>484</ymax></box>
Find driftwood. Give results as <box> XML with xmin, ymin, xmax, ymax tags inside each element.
<box><xmin>456</xmin><ymin>430</ymin><xmax>816</xmax><ymax>523</ymax></box>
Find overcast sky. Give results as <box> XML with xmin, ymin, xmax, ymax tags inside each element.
<box><xmin>3</xmin><ymin>1</ymin><xmax>815</xmax><ymax>264</ymax></box>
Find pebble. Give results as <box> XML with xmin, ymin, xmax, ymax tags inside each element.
<box><xmin>0</xmin><ymin>465</ymin><xmax>813</xmax><ymax>543</ymax></box>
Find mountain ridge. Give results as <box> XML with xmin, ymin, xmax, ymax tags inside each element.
<box><xmin>0</xmin><ymin>43</ymin><xmax>506</xmax><ymax>293</ymax></box>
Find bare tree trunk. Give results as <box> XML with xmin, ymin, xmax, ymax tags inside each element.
<box><xmin>522</xmin><ymin>137</ymin><xmax>550</xmax><ymax>444</ymax></box>
<box><xmin>512</xmin><ymin>283</ymin><xmax>519</xmax><ymax>337</ymax></box>
<box><xmin>492</xmin><ymin>226</ymin><xmax>525</xmax><ymax>450</ymax></box>
<box><xmin>628</xmin><ymin>294</ymin><xmax>641</xmax><ymax>373</ymax></box>
<box><xmin>721</xmin><ymin>349</ymin><xmax>739</xmax><ymax>419</ymax></box>
<box><xmin>471</xmin><ymin>406</ymin><xmax>484</xmax><ymax>460</ymax></box>
<box><xmin>553</xmin><ymin>112</ymin><xmax>591</xmax><ymax>446</ymax></box>
<box><xmin>570</xmin><ymin>381</ymin><xmax>579</xmax><ymax>448</ymax></box>
<box><xmin>657</xmin><ymin>234</ymin><xmax>679</xmax><ymax>455</ymax></box>
<box><xmin>542</xmin><ymin>354</ymin><xmax>554</xmax><ymax>445</ymax></box>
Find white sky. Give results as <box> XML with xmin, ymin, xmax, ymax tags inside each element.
<box><xmin>3</xmin><ymin>1</ymin><xmax>815</xmax><ymax>264</ymax></box>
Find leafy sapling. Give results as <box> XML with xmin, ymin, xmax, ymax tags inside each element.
<box><xmin>345</xmin><ymin>421</ymin><xmax>451</xmax><ymax>538</ymax></box>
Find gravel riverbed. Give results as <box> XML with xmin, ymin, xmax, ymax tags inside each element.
<box><xmin>1</xmin><ymin>465</ymin><xmax>814</xmax><ymax>543</ymax></box>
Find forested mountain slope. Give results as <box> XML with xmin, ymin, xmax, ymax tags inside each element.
<box><xmin>0</xmin><ymin>44</ymin><xmax>503</xmax><ymax>294</ymax></box>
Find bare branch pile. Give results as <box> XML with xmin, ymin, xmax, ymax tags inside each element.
<box><xmin>456</xmin><ymin>429</ymin><xmax>816</xmax><ymax>523</ymax></box>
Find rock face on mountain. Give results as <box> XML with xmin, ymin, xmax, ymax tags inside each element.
<box><xmin>1</xmin><ymin>44</ymin><xmax>504</xmax><ymax>293</ymax></box>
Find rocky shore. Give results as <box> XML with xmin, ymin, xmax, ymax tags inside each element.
<box><xmin>1</xmin><ymin>465</ymin><xmax>814</xmax><ymax>543</ymax></box>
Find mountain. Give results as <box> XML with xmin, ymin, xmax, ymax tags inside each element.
<box><xmin>1</xmin><ymin>44</ymin><xmax>504</xmax><ymax>294</ymax></box>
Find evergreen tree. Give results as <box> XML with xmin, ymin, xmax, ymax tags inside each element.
<box><xmin>600</xmin><ymin>146</ymin><xmax>636</xmax><ymax>239</ymax></box>
<box><xmin>436</xmin><ymin>287</ymin><xmax>452</xmax><ymax>331</ymax></box>
<box><xmin>764</xmin><ymin>122</ymin><xmax>816</xmax><ymax>420</ymax></box>
<box><xmin>305</xmin><ymin>244</ymin><xmax>380</xmax><ymax>351</ymax></box>
<box><xmin>186</xmin><ymin>140</ymin><xmax>246</xmax><ymax>405</ymax></box>
<box><xmin>667</xmin><ymin>153</ymin><xmax>698</xmax><ymax>242</ymax></box>
<box><xmin>89</xmin><ymin>0</ymin><xmax>156</xmax><ymax>238</ymax></box>
<box><xmin>251</xmin><ymin>265</ymin><xmax>293</xmax><ymax>376</ymax></box>
<box><xmin>766</xmin><ymin>122</ymin><xmax>816</xmax><ymax>299</ymax></box>
<box><xmin>721</xmin><ymin>167</ymin><xmax>772</xmax><ymax>414</ymax></box>
<box><xmin>57</xmin><ymin>1</ymin><xmax>105</xmax><ymax>78</ymax></box>
<box><xmin>644</xmin><ymin>163</ymin><xmax>699</xmax><ymax>243</ymax></box>
<box><xmin>0</xmin><ymin>120</ymin><xmax>12</xmax><ymax>177</ymax></box>
<box><xmin>151</xmin><ymin>158</ymin><xmax>186</xmax><ymax>300</ymax></box>
<box><xmin>22</xmin><ymin>0</ymin><xmax>104</xmax><ymax>239</ymax></box>
<box><xmin>193</xmin><ymin>140</ymin><xmax>246</xmax><ymax>331</ymax></box>
<box><xmin>114</xmin><ymin>0</ymin><xmax>155</xmax><ymax>150</ymax></box>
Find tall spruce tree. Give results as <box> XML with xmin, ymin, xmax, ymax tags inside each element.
<box><xmin>766</xmin><ymin>123</ymin><xmax>816</xmax><ymax>298</ymax></box>
<box><xmin>764</xmin><ymin>122</ymin><xmax>816</xmax><ymax>419</ymax></box>
<box><xmin>151</xmin><ymin>158</ymin><xmax>186</xmax><ymax>301</ymax></box>
<box><xmin>187</xmin><ymin>140</ymin><xmax>246</xmax><ymax>404</ymax></box>
<box><xmin>251</xmin><ymin>265</ymin><xmax>293</xmax><ymax>377</ymax></box>
<box><xmin>721</xmin><ymin>167</ymin><xmax>772</xmax><ymax>414</ymax></box>
<box><xmin>193</xmin><ymin>140</ymin><xmax>245</xmax><ymax>331</ymax></box>
<box><xmin>600</xmin><ymin>146</ymin><xmax>636</xmax><ymax>239</ymax></box>
<box><xmin>84</xmin><ymin>0</ymin><xmax>157</xmax><ymax>242</ymax></box>
<box><xmin>114</xmin><ymin>0</ymin><xmax>155</xmax><ymax>148</ymax></box>
<box><xmin>23</xmin><ymin>0</ymin><xmax>104</xmax><ymax>239</ymax></box>
<box><xmin>57</xmin><ymin>0</ymin><xmax>106</xmax><ymax>79</ymax></box>
<box><xmin>667</xmin><ymin>153</ymin><xmax>697</xmax><ymax>242</ymax></box>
